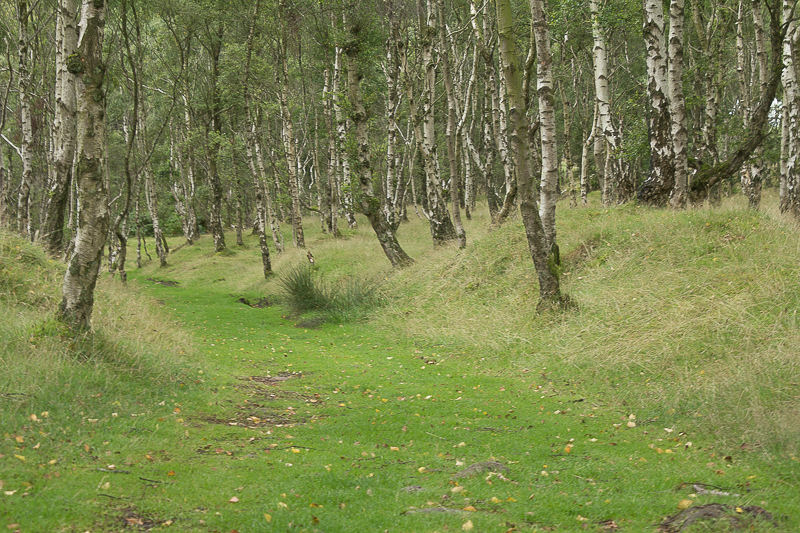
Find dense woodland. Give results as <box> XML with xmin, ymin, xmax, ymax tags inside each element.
<box><xmin>0</xmin><ymin>0</ymin><xmax>799</xmax><ymax>328</ymax></box>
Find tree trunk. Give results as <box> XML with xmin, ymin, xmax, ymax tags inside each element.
<box><xmin>332</xmin><ymin>46</ymin><xmax>356</xmax><ymax>229</ymax></box>
<box><xmin>530</xmin><ymin>0</ymin><xmax>558</xmax><ymax>253</ymax></box>
<box><xmin>60</xmin><ymin>0</ymin><xmax>108</xmax><ymax>330</ymax></box>
<box><xmin>42</xmin><ymin>0</ymin><xmax>78</xmax><ymax>254</ymax></box>
<box><xmin>638</xmin><ymin>0</ymin><xmax>674</xmax><ymax>206</ymax></box>
<box><xmin>206</xmin><ymin>26</ymin><xmax>226</xmax><ymax>253</ymax></box>
<box><xmin>780</xmin><ymin>0</ymin><xmax>800</xmax><ymax>217</ymax></box>
<box><xmin>496</xmin><ymin>0</ymin><xmax>563</xmax><ymax>307</ymax></box>
<box><xmin>590</xmin><ymin>0</ymin><xmax>626</xmax><ymax>204</ymax></box>
<box><xmin>437</xmin><ymin>0</ymin><xmax>466</xmax><ymax>249</ymax></box>
<box><xmin>668</xmin><ymin>0</ymin><xmax>688</xmax><ymax>208</ymax></box>
<box><xmin>343</xmin><ymin>13</ymin><xmax>413</xmax><ymax>268</ymax></box>
<box><xmin>15</xmin><ymin>0</ymin><xmax>35</xmax><ymax>238</ymax></box>
<box><xmin>689</xmin><ymin>0</ymin><xmax>784</xmax><ymax>202</ymax></box>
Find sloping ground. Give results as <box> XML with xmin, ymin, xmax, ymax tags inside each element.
<box><xmin>379</xmin><ymin>201</ymin><xmax>800</xmax><ymax>456</ymax></box>
<box><xmin>2</xmin><ymin>196</ymin><xmax>799</xmax><ymax>531</ymax></box>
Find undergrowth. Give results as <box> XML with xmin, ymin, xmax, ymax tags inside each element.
<box><xmin>278</xmin><ymin>263</ymin><xmax>382</xmax><ymax>321</ymax></box>
<box><xmin>0</xmin><ymin>229</ymin><xmax>192</xmax><ymax>419</ymax></box>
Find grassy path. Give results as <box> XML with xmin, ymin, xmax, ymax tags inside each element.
<box><xmin>88</xmin><ymin>271</ymin><xmax>792</xmax><ymax>532</ymax></box>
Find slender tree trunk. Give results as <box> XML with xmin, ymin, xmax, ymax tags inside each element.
<box><xmin>205</xmin><ymin>26</ymin><xmax>226</xmax><ymax>253</ymax></box>
<box><xmin>16</xmin><ymin>0</ymin><xmax>34</xmax><ymax>238</ymax></box>
<box><xmin>496</xmin><ymin>0</ymin><xmax>563</xmax><ymax>307</ymax></box>
<box><xmin>344</xmin><ymin>13</ymin><xmax>413</xmax><ymax>267</ymax></box>
<box><xmin>385</xmin><ymin>15</ymin><xmax>403</xmax><ymax>232</ymax></box>
<box><xmin>745</xmin><ymin>0</ymin><xmax>769</xmax><ymax>209</ymax></box>
<box><xmin>60</xmin><ymin>0</ymin><xmax>108</xmax><ymax>330</ymax></box>
<box><xmin>780</xmin><ymin>0</ymin><xmax>800</xmax><ymax>217</ymax></box>
<box><xmin>331</xmin><ymin>46</ymin><xmax>356</xmax><ymax>229</ymax></box>
<box><xmin>437</xmin><ymin>0</ymin><xmax>466</xmax><ymax>249</ymax></box>
<box><xmin>279</xmin><ymin>77</ymin><xmax>305</xmax><ymax>248</ymax></box>
<box><xmin>42</xmin><ymin>0</ymin><xmax>78</xmax><ymax>254</ymax></box>
<box><xmin>590</xmin><ymin>0</ymin><xmax>626</xmax><ymax>204</ymax></box>
<box><xmin>169</xmin><ymin>130</ymin><xmax>194</xmax><ymax>245</ymax></box>
<box><xmin>638</xmin><ymin>0</ymin><xmax>674</xmax><ymax>206</ymax></box>
<box><xmin>668</xmin><ymin>0</ymin><xmax>688</xmax><ymax>208</ymax></box>
<box><xmin>530</xmin><ymin>0</ymin><xmax>558</xmax><ymax>253</ymax></box>
<box><xmin>140</xmin><ymin>112</ymin><xmax>166</xmax><ymax>267</ymax></box>
<box><xmin>324</xmin><ymin>68</ymin><xmax>340</xmax><ymax>236</ymax></box>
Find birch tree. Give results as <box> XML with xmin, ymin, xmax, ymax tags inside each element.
<box><xmin>59</xmin><ymin>0</ymin><xmax>108</xmax><ymax>329</ymax></box>
<box><xmin>638</xmin><ymin>0</ymin><xmax>674</xmax><ymax>206</ymax></box>
<box><xmin>41</xmin><ymin>0</ymin><xmax>78</xmax><ymax>254</ymax></box>
<box><xmin>496</xmin><ymin>0</ymin><xmax>564</xmax><ymax>307</ymax></box>
<box><xmin>530</xmin><ymin>0</ymin><xmax>558</xmax><ymax>252</ymax></box>
<box><xmin>344</xmin><ymin>9</ymin><xmax>414</xmax><ymax>267</ymax></box>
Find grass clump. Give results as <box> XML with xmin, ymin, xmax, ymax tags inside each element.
<box><xmin>278</xmin><ymin>263</ymin><xmax>381</xmax><ymax>320</ymax></box>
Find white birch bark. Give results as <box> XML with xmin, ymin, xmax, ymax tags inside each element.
<box><xmin>668</xmin><ymin>0</ymin><xmax>688</xmax><ymax>208</ymax></box>
<box><xmin>332</xmin><ymin>46</ymin><xmax>356</xmax><ymax>228</ymax></box>
<box><xmin>15</xmin><ymin>0</ymin><xmax>34</xmax><ymax>238</ymax></box>
<box><xmin>781</xmin><ymin>0</ymin><xmax>800</xmax><ymax>216</ymax></box>
<box><xmin>638</xmin><ymin>0</ymin><xmax>674</xmax><ymax>206</ymax></box>
<box><xmin>496</xmin><ymin>0</ymin><xmax>563</xmax><ymax>306</ymax></box>
<box><xmin>590</xmin><ymin>0</ymin><xmax>623</xmax><ymax>205</ymax></box>
<box><xmin>60</xmin><ymin>0</ymin><xmax>108</xmax><ymax>329</ymax></box>
<box><xmin>279</xmin><ymin>51</ymin><xmax>305</xmax><ymax>248</ymax></box>
<box><xmin>530</xmin><ymin>0</ymin><xmax>558</xmax><ymax>251</ymax></box>
<box><xmin>43</xmin><ymin>0</ymin><xmax>79</xmax><ymax>253</ymax></box>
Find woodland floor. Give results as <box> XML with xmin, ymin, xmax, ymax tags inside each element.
<box><xmin>2</xmin><ymin>198</ymin><xmax>800</xmax><ymax>531</ymax></box>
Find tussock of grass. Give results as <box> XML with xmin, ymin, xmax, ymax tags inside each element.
<box><xmin>278</xmin><ymin>263</ymin><xmax>382</xmax><ymax>321</ymax></box>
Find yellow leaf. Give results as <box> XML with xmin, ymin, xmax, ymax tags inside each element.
<box><xmin>462</xmin><ymin>520</ymin><xmax>474</xmax><ymax>531</ymax></box>
<box><xmin>735</xmin><ymin>507</ymin><xmax>743</xmax><ymax>513</ymax></box>
<box><xmin>490</xmin><ymin>496</ymin><xmax>501</xmax><ymax>504</ymax></box>
<box><xmin>14</xmin><ymin>436</ymin><xmax>23</xmax><ymax>444</ymax></box>
<box><xmin>13</xmin><ymin>455</ymin><xmax>25</xmax><ymax>462</ymax></box>
<box><xmin>463</xmin><ymin>505</ymin><xmax>477</xmax><ymax>512</ymax></box>
<box><xmin>263</xmin><ymin>513</ymin><xmax>272</xmax><ymax>523</ymax></box>
<box><xmin>677</xmin><ymin>499</ymin><xmax>693</xmax><ymax>510</ymax></box>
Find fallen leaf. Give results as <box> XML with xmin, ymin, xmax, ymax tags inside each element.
<box><xmin>462</xmin><ymin>520</ymin><xmax>474</xmax><ymax>531</ymax></box>
<box><xmin>263</xmin><ymin>513</ymin><xmax>272</xmax><ymax>523</ymax></box>
<box><xmin>463</xmin><ymin>505</ymin><xmax>477</xmax><ymax>512</ymax></box>
<box><xmin>677</xmin><ymin>499</ymin><xmax>693</xmax><ymax>510</ymax></box>
<box><xmin>229</xmin><ymin>496</ymin><xmax>239</xmax><ymax>503</ymax></box>
<box><xmin>13</xmin><ymin>455</ymin><xmax>25</xmax><ymax>462</ymax></box>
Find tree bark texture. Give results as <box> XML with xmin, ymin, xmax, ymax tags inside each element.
<box><xmin>496</xmin><ymin>0</ymin><xmax>563</xmax><ymax>306</ymax></box>
<box><xmin>60</xmin><ymin>0</ymin><xmax>108</xmax><ymax>330</ymax></box>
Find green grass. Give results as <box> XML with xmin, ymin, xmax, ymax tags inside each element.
<box><xmin>2</xmin><ymin>194</ymin><xmax>799</xmax><ymax>531</ymax></box>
